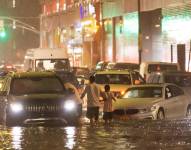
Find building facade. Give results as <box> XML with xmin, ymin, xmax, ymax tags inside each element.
<box><xmin>0</xmin><ymin>0</ymin><xmax>40</xmax><ymax>63</ymax></box>
<box><xmin>40</xmin><ymin>0</ymin><xmax>191</xmax><ymax>70</ymax></box>
<box><xmin>39</xmin><ymin>0</ymin><xmax>101</xmax><ymax>67</ymax></box>
<box><xmin>102</xmin><ymin>0</ymin><xmax>191</xmax><ymax>70</ymax></box>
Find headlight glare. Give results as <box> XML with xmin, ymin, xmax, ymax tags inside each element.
<box><xmin>64</xmin><ymin>100</ymin><xmax>76</xmax><ymax>111</ymax></box>
<box><xmin>139</xmin><ymin>108</ymin><xmax>148</xmax><ymax>114</ymax></box>
<box><xmin>10</xmin><ymin>103</ymin><xmax>23</xmax><ymax>113</ymax></box>
<box><xmin>151</xmin><ymin>105</ymin><xmax>157</xmax><ymax>111</ymax></box>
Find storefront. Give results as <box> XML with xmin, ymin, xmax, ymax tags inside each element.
<box><xmin>40</xmin><ymin>0</ymin><xmax>100</xmax><ymax>67</ymax></box>
<box><xmin>102</xmin><ymin>0</ymin><xmax>191</xmax><ymax>69</ymax></box>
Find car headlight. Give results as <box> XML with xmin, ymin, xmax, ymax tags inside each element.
<box><xmin>139</xmin><ymin>108</ymin><xmax>148</xmax><ymax>114</ymax></box>
<box><xmin>151</xmin><ymin>105</ymin><xmax>157</xmax><ymax>112</ymax></box>
<box><xmin>64</xmin><ymin>100</ymin><xmax>76</xmax><ymax>111</ymax></box>
<box><xmin>120</xmin><ymin>91</ymin><xmax>125</xmax><ymax>96</ymax></box>
<box><xmin>10</xmin><ymin>103</ymin><xmax>23</xmax><ymax>113</ymax></box>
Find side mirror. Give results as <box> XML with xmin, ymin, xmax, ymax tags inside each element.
<box><xmin>0</xmin><ymin>91</ymin><xmax>7</xmax><ymax>96</ymax></box>
<box><xmin>134</xmin><ymin>80</ymin><xmax>141</xmax><ymax>85</ymax></box>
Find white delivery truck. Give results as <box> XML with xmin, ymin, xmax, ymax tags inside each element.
<box><xmin>24</xmin><ymin>48</ymin><xmax>70</xmax><ymax>71</ymax></box>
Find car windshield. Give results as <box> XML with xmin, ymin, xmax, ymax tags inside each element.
<box><xmin>165</xmin><ymin>74</ymin><xmax>191</xmax><ymax>87</ymax></box>
<box><xmin>123</xmin><ymin>87</ymin><xmax>162</xmax><ymax>98</ymax></box>
<box><xmin>95</xmin><ymin>74</ymin><xmax>131</xmax><ymax>84</ymax></box>
<box><xmin>10</xmin><ymin>77</ymin><xmax>65</xmax><ymax>95</ymax></box>
<box><xmin>35</xmin><ymin>59</ymin><xmax>70</xmax><ymax>71</ymax></box>
<box><xmin>55</xmin><ymin>71</ymin><xmax>79</xmax><ymax>87</ymax></box>
<box><xmin>73</xmin><ymin>67</ymin><xmax>90</xmax><ymax>78</ymax></box>
<box><xmin>148</xmin><ymin>64</ymin><xmax>177</xmax><ymax>73</ymax></box>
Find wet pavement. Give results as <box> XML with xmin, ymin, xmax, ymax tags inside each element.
<box><xmin>0</xmin><ymin>118</ymin><xmax>191</xmax><ymax>150</ymax></box>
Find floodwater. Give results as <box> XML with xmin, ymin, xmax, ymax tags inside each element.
<box><xmin>0</xmin><ymin>119</ymin><xmax>191</xmax><ymax>150</ymax></box>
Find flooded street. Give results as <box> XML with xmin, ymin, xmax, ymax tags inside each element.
<box><xmin>0</xmin><ymin>119</ymin><xmax>191</xmax><ymax>149</ymax></box>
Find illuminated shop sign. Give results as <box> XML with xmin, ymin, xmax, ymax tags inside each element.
<box><xmin>80</xmin><ymin>3</ymin><xmax>95</xmax><ymax>19</ymax></box>
<box><xmin>162</xmin><ymin>15</ymin><xmax>191</xmax><ymax>43</ymax></box>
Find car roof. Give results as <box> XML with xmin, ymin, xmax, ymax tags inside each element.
<box><xmin>8</xmin><ymin>71</ymin><xmax>57</xmax><ymax>78</ymax></box>
<box><xmin>95</xmin><ymin>70</ymin><xmax>137</xmax><ymax>74</ymax></box>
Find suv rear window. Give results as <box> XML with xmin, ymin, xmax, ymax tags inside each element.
<box><xmin>113</xmin><ymin>63</ymin><xmax>139</xmax><ymax>70</ymax></box>
<box><xmin>165</xmin><ymin>75</ymin><xmax>191</xmax><ymax>87</ymax></box>
<box><xmin>95</xmin><ymin>74</ymin><xmax>131</xmax><ymax>85</ymax></box>
<box><xmin>148</xmin><ymin>64</ymin><xmax>178</xmax><ymax>73</ymax></box>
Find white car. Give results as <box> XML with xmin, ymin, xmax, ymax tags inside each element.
<box><xmin>113</xmin><ymin>83</ymin><xmax>191</xmax><ymax>120</ymax></box>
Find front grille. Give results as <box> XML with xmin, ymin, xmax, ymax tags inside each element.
<box><xmin>25</xmin><ymin>104</ymin><xmax>62</xmax><ymax>113</ymax></box>
<box><xmin>126</xmin><ymin>109</ymin><xmax>139</xmax><ymax>115</ymax></box>
<box><xmin>113</xmin><ymin>109</ymin><xmax>139</xmax><ymax>115</ymax></box>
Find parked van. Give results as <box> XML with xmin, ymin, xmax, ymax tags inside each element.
<box><xmin>24</xmin><ymin>48</ymin><xmax>70</xmax><ymax>71</ymax></box>
<box><xmin>140</xmin><ymin>62</ymin><xmax>180</xmax><ymax>80</ymax></box>
<box><xmin>147</xmin><ymin>71</ymin><xmax>191</xmax><ymax>101</ymax></box>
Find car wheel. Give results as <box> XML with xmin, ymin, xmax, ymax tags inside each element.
<box><xmin>186</xmin><ymin>105</ymin><xmax>191</xmax><ymax>118</ymax></box>
<box><xmin>157</xmin><ymin>109</ymin><xmax>165</xmax><ymax>120</ymax></box>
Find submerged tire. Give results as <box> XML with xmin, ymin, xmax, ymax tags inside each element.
<box><xmin>186</xmin><ymin>105</ymin><xmax>191</xmax><ymax>118</ymax></box>
<box><xmin>157</xmin><ymin>109</ymin><xmax>165</xmax><ymax>120</ymax></box>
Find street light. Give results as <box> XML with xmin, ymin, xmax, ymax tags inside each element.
<box><xmin>0</xmin><ymin>16</ymin><xmax>40</xmax><ymax>34</ymax></box>
<box><xmin>0</xmin><ymin>30</ymin><xmax>6</xmax><ymax>38</ymax></box>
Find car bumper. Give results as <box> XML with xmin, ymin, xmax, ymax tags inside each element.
<box><xmin>113</xmin><ymin>111</ymin><xmax>158</xmax><ymax>120</ymax></box>
<box><xmin>6</xmin><ymin>104</ymin><xmax>82</xmax><ymax>125</ymax></box>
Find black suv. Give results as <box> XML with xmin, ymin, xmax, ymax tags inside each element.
<box><xmin>0</xmin><ymin>72</ymin><xmax>82</xmax><ymax>126</ymax></box>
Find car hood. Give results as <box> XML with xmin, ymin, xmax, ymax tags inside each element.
<box><xmin>8</xmin><ymin>94</ymin><xmax>69</xmax><ymax>103</ymax></box>
<box><xmin>113</xmin><ymin>97</ymin><xmax>162</xmax><ymax>110</ymax></box>
<box><xmin>98</xmin><ymin>84</ymin><xmax>130</xmax><ymax>93</ymax></box>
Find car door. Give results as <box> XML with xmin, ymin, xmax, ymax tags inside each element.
<box><xmin>163</xmin><ymin>85</ymin><xmax>180</xmax><ymax>119</ymax></box>
<box><xmin>164</xmin><ymin>85</ymin><xmax>186</xmax><ymax>119</ymax></box>
<box><xmin>170</xmin><ymin>85</ymin><xmax>188</xmax><ymax>117</ymax></box>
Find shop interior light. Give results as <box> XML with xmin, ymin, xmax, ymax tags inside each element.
<box><xmin>81</xmin><ymin>20</ymin><xmax>93</xmax><ymax>26</ymax></box>
<box><xmin>162</xmin><ymin>16</ymin><xmax>191</xmax><ymax>43</ymax></box>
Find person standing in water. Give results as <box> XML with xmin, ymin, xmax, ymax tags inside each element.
<box><xmin>81</xmin><ymin>75</ymin><xmax>101</xmax><ymax>126</ymax></box>
<box><xmin>101</xmin><ymin>84</ymin><xmax>116</xmax><ymax>125</ymax></box>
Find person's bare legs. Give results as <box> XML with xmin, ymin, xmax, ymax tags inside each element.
<box><xmin>90</xmin><ymin>118</ymin><xmax>94</xmax><ymax>126</ymax></box>
<box><xmin>104</xmin><ymin>119</ymin><xmax>109</xmax><ymax>125</ymax></box>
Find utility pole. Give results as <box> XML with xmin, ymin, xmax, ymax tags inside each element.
<box><xmin>138</xmin><ymin>0</ymin><xmax>142</xmax><ymax>65</ymax></box>
<box><xmin>171</xmin><ymin>44</ymin><xmax>173</xmax><ymax>63</ymax></box>
<box><xmin>188</xmin><ymin>40</ymin><xmax>191</xmax><ymax>71</ymax></box>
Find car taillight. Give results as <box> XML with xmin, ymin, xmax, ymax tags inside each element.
<box><xmin>6</xmin><ymin>65</ymin><xmax>13</xmax><ymax>69</ymax></box>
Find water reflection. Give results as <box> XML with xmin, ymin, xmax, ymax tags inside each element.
<box><xmin>65</xmin><ymin>127</ymin><xmax>76</xmax><ymax>149</ymax></box>
<box><xmin>11</xmin><ymin>127</ymin><xmax>22</xmax><ymax>150</ymax></box>
<box><xmin>1</xmin><ymin>119</ymin><xmax>191</xmax><ymax>149</ymax></box>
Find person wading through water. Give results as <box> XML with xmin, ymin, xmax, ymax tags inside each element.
<box><xmin>81</xmin><ymin>75</ymin><xmax>101</xmax><ymax>126</ymax></box>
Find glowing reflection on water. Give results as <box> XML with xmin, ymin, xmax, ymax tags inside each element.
<box><xmin>11</xmin><ymin>127</ymin><xmax>22</xmax><ymax>150</ymax></box>
<box><xmin>65</xmin><ymin>127</ymin><xmax>76</xmax><ymax>149</ymax></box>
